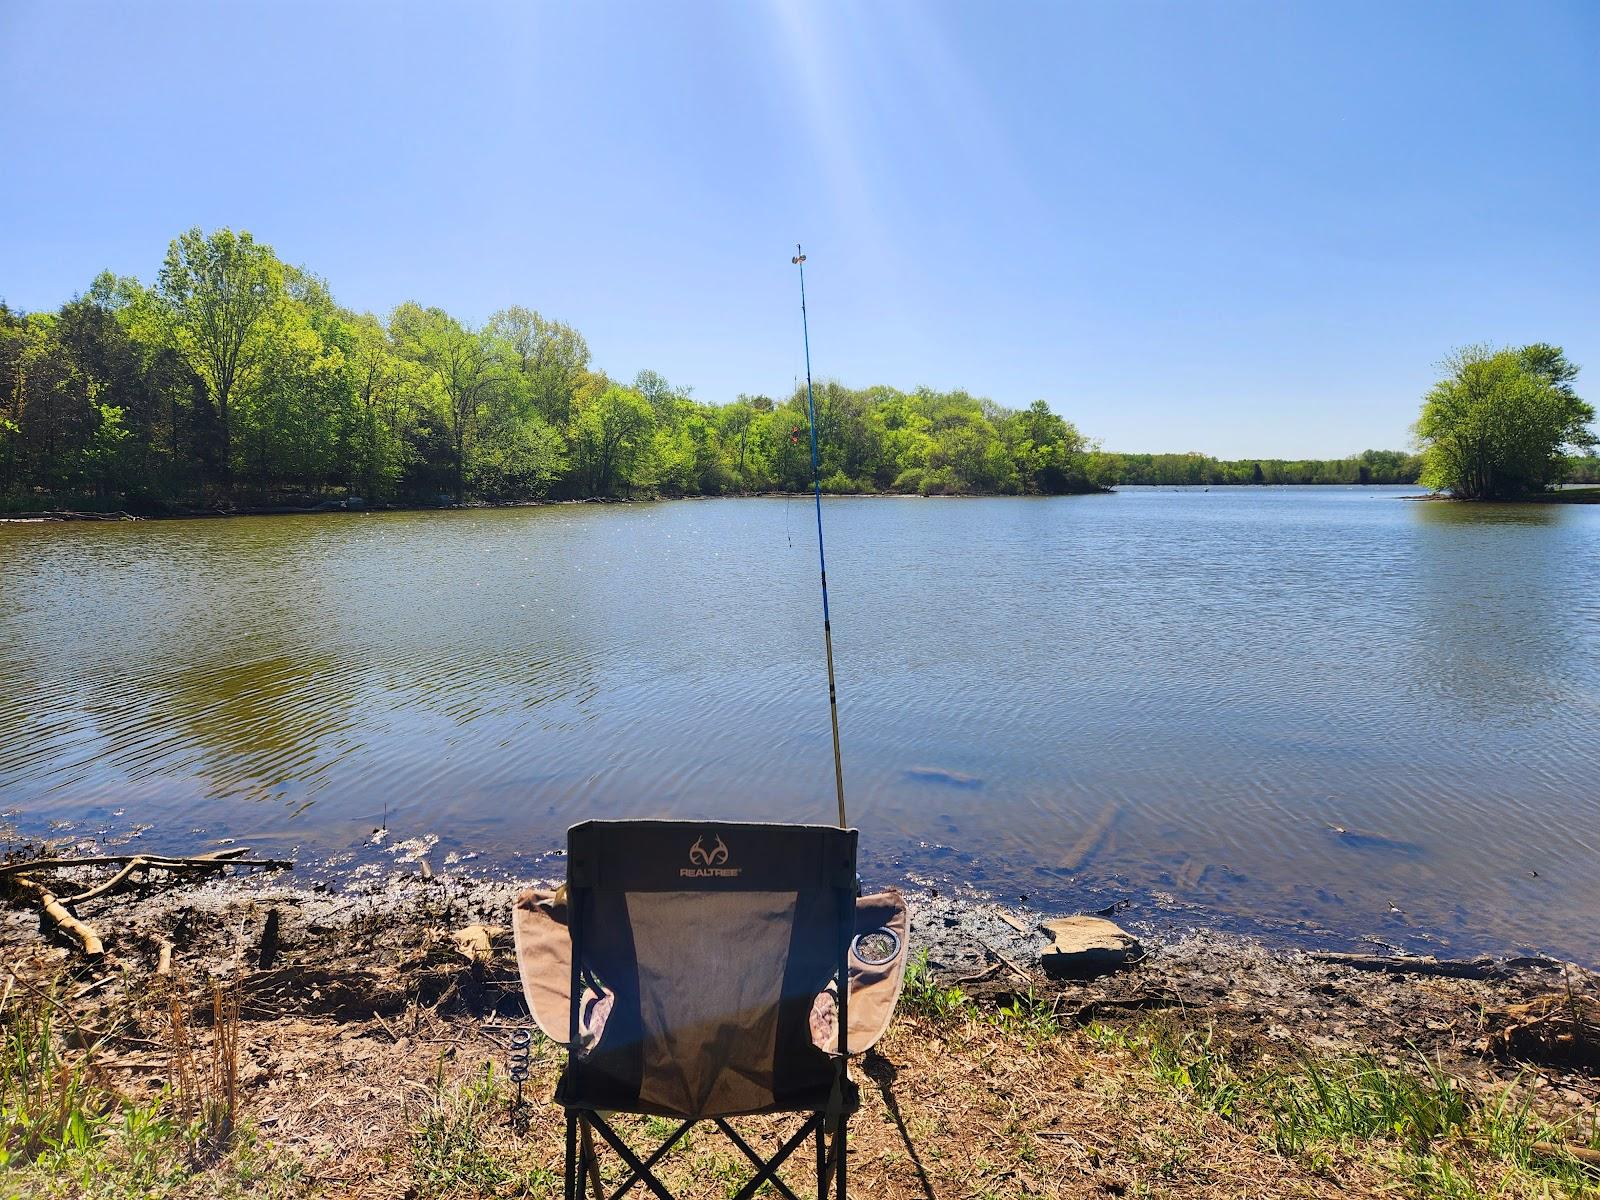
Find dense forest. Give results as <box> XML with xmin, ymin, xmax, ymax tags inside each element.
<box><xmin>7</xmin><ymin>227</ymin><xmax>1566</xmax><ymax>514</ymax></box>
<box><xmin>1113</xmin><ymin>449</ymin><xmax>1423</xmax><ymax>486</ymax></box>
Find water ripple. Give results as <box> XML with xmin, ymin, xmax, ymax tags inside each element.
<box><xmin>2</xmin><ymin>490</ymin><xmax>1599</xmax><ymax>961</ymax></box>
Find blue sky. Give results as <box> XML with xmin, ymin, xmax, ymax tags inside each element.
<box><xmin>1</xmin><ymin>1</ymin><xmax>1595</xmax><ymax>458</ymax></box>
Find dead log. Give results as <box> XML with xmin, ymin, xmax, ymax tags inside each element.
<box><xmin>11</xmin><ymin>874</ymin><xmax>105</xmax><ymax>957</ymax></box>
<box><xmin>1311</xmin><ymin>952</ymin><xmax>1504</xmax><ymax>979</ymax></box>
<box><xmin>1060</xmin><ymin>801</ymin><xmax>1118</xmax><ymax>872</ymax></box>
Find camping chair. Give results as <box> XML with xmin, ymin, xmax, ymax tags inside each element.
<box><xmin>512</xmin><ymin>819</ymin><xmax>909</xmax><ymax>1200</ymax></box>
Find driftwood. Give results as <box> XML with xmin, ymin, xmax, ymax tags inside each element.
<box><xmin>0</xmin><ymin>846</ymin><xmax>285</xmax><ymax>882</ymax></box>
<box><xmin>1</xmin><ymin>509</ymin><xmax>142</xmax><ymax>522</ymax></box>
<box><xmin>1310</xmin><ymin>952</ymin><xmax>1505</xmax><ymax>980</ymax></box>
<box><xmin>2</xmin><ymin>846</ymin><xmax>291</xmax><ymax>959</ymax></box>
<box><xmin>10</xmin><ymin>874</ymin><xmax>106</xmax><ymax>956</ymax></box>
<box><xmin>993</xmin><ymin>909</ymin><xmax>1030</xmax><ymax>934</ymax></box>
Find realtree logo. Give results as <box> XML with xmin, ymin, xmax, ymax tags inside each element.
<box><xmin>681</xmin><ymin>834</ymin><xmax>740</xmax><ymax>878</ymax></box>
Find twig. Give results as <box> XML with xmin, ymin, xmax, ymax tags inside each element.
<box><xmin>157</xmin><ymin>941</ymin><xmax>173</xmax><ymax>977</ymax></box>
<box><xmin>994</xmin><ymin>910</ymin><xmax>1030</xmax><ymax>934</ymax></box>
<box><xmin>65</xmin><ymin>858</ymin><xmax>150</xmax><ymax>905</ymax></box>
<box><xmin>976</xmin><ymin>938</ymin><xmax>1032</xmax><ymax>982</ymax></box>
<box><xmin>953</xmin><ymin>961</ymin><xmax>1004</xmax><ymax>986</ymax></box>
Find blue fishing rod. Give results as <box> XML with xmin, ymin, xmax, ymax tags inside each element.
<box><xmin>792</xmin><ymin>244</ymin><xmax>847</xmax><ymax>829</ymax></box>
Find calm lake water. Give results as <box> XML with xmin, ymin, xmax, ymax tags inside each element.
<box><xmin>3</xmin><ymin>489</ymin><xmax>1598</xmax><ymax>962</ymax></box>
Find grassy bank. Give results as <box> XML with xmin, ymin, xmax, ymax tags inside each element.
<box><xmin>3</xmin><ymin>869</ymin><xmax>1597</xmax><ymax>1198</ymax></box>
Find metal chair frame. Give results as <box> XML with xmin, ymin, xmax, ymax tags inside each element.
<box><xmin>559</xmin><ymin>840</ymin><xmax>856</xmax><ymax>1200</ymax></box>
<box><xmin>565</xmin><ymin>1108</ymin><xmax>848</xmax><ymax>1200</ymax></box>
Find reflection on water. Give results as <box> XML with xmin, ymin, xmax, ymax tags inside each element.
<box><xmin>2</xmin><ymin>489</ymin><xmax>1598</xmax><ymax>963</ymax></box>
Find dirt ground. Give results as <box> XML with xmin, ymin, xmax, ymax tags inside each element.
<box><xmin>3</xmin><ymin>858</ymin><xmax>1597</xmax><ymax>1198</ymax></box>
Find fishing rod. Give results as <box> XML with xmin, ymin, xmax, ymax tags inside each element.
<box><xmin>792</xmin><ymin>244</ymin><xmax>847</xmax><ymax>829</ymax></box>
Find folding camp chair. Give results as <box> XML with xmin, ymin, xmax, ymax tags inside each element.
<box><xmin>512</xmin><ymin>820</ymin><xmax>909</xmax><ymax>1200</ymax></box>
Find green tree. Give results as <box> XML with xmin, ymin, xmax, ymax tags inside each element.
<box><xmin>390</xmin><ymin>303</ymin><xmax>506</xmax><ymax>498</ymax></box>
<box><xmin>157</xmin><ymin>228</ymin><xmax>285</xmax><ymax>483</ymax></box>
<box><xmin>486</xmin><ymin>306</ymin><xmax>590</xmax><ymax>426</ymax></box>
<box><xmin>571</xmin><ymin>384</ymin><xmax>654</xmax><ymax>496</ymax></box>
<box><xmin>1414</xmin><ymin>345</ymin><xmax>1595</xmax><ymax>499</ymax></box>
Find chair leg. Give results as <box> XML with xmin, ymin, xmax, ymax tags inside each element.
<box><xmin>835</xmin><ymin>1116</ymin><xmax>847</xmax><ymax>1200</ymax></box>
<box><xmin>565</xmin><ymin>1110</ymin><xmax>579</xmax><ymax>1200</ymax></box>
<box><xmin>580</xmin><ymin>1116</ymin><xmax>606</xmax><ymax>1200</ymax></box>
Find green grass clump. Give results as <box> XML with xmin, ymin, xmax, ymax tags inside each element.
<box><xmin>1086</xmin><ymin>1016</ymin><xmax>1600</xmax><ymax>1198</ymax></box>
<box><xmin>901</xmin><ymin>951</ymin><xmax>978</xmax><ymax>1024</ymax></box>
<box><xmin>1263</xmin><ymin>1054</ymin><xmax>1469</xmax><ymax>1155</ymax></box>
<box><xmin>411</xmin><ymin>1058</ymin><xmax>558</xmax><ymax>1198</ymax></box>
<box><xmin>1084</xmin><ymin>1020</ymin><xmax>1243</xmax><ymax>1116</ymax></box>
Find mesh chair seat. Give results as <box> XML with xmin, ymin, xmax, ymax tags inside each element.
<box><xmin>512</xmin><ymin>819</ymin><xmax>909</xmax><ymax>1199</ymax></box>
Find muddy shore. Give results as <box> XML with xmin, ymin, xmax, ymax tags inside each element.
<box><xmin>4</xmin><ymin>860</ymin><xmax>1594</xmax><ymax>1097</ymax></box>
<box><xmin>3</xmin><ymin>856</ymin><xmax>1597</xmax><ymax>1197</ymax></box>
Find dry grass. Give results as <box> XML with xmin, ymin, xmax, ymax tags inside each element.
<box><xmin>3</xmin><ymin>970</ymin><xmax>1599</xmax><ymax>1198</ymax></box>
<box><xmin>4</xmin><ymin>926</ymin><xmax>1599</xmax><ymax>1199</ymax></box>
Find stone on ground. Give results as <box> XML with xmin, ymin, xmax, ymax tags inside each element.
<box><xmin>1039</xmin><ymin>915</ymin><xmax>1141</xmax><ymax>979</ymax></box>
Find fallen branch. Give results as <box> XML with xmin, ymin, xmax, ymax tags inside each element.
<box><xmin>0</xmin><ymin>846</ymin><xmax>274</xmax><ymax>881</ymax></box>
<box><xmin>10</xmin><ymin>874</ymin><xmax>105</xmax><ymax>956</ymax></box>
<box><xmin>976</xmin><ymin>938</ymin><xmax>1033</xmax><ymax>982</ymax></box>
<box><xmin>2</xmin><ymin>847</ymin><xmax>290</xmax><ymax>959</ymax></box>
<box><xmin>1311</xmin><ymin>952</ymin><xmax>1504</xmax><ymax>980</ymax></box>
<box><xmin>1060</xmin><ymin>801</ymin><xmax>1118</xmax><ymax>872</ymax></box>
<box><xmin>1532</xmin><ymin>1141</ymin><xmax>1600</xmax><ymax>1170</ymax></box>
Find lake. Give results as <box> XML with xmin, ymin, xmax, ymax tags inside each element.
<box><xmin>2</xmin><ymin>488</ymin><xmax>1597</xmax><ymax>963</ymax></box>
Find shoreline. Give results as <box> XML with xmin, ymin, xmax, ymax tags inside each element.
<box><xmin>15</xmin><ymin>481</ymin><xmax>1600</xmax><ymax>526</ymax></box>
<box><xmin>0</xmin><ymin>482</ymin><xmax>1469</xmax><ymax>525</ymax></box>
<box><xmin>3</xmin><ymin>861</ymin><xmax>1596</xmax><ymax>1197</ymax></box>
<box><xmin>1403</xmin><ymin>486</ymin><xmax>1600</xmax><ymax>504</ymax></box>
<box><xmin>0</xmin><ymin>488</ymin><xmax>1113</xmax><ymax>524</ymax></box>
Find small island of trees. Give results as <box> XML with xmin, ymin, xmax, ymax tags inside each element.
<box><xmin>1413</xmin><ymin>344</ymin><xmax>1596</xmax><ymax>501</ymax></box>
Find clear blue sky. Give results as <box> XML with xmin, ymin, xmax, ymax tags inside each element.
<box><xmin>2</xmin><ymin>1</ymin><xmax>1595</xmax><ymax>458</ymax></box>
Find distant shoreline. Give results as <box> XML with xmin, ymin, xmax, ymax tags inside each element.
<box><xmin>1401</xmin><ymin>486</ymin><xmax>1600</xmax><ymax>504</ymax></box>
<box><xmin>10</xmin><ymin>481</ymin><xmax>1600</xmax><ymax>525</ymax></box>
<box><xmin>0</xmin><ymin>481</ymin><xmax>1446</xmax><ymax>524</ymax></box>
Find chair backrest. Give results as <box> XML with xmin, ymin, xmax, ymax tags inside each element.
<box><xmin>559</xmin><ymin>819</ymin><xmax>858</xmax><ymax>1119</ymax></box>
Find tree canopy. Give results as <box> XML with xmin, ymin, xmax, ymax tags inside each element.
<box><xmin>1414</xmin><ymin>345</ymin><xmax>1595</xmax><ymax>499</ymax></box>
<box><xmin>0</xmin><ymin>228</ymin><xmax>1128</xmax><ymax>510</ymax></box>
<box><xmin>4</xmin><ymin>226</ymin><xmax>1432</xmax><ymax>512</ymax></box>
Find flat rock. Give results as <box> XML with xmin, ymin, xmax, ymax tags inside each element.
<box><xmin>1039</xmin><ymin>915</ymin><xmax>1141</xmax><ymax>979</ymax></box>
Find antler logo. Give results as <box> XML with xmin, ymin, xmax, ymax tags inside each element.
<box><xmin>682</xmin><ymin>833</ymin><xmax>739</xmax><ymax>878</ymax></box>
<box><xmin>688</xmin><ymin>835</ymin><xmax>729</xmax><ymax>867</ymax></box>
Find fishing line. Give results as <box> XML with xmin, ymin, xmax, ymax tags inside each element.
<box><xmin>792</xmin><ymin>245</ymin><xmax>847</xmax><ymax>829</ymax></box>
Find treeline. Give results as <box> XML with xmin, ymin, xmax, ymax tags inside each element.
<box><xmin>1113</xmin><ymin>448</ymin><xmax>1422</xmax><ymax>486</ymax></box>
<box><xmin>1</xmin><ymin>228</ymin><xmax>1122</xmax><ymax>512</ymax></box>
<box><xmin>1568</xmin><ymin>457</ymin><xmax>1600</xmax><ymax>484</ymax></box>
